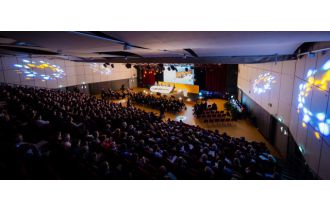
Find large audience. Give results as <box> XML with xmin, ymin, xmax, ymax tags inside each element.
<box><xmin>101</xmin><ymin>89</ymin><xmax>128</xmax><ymax>100</ymax></box>
<box><xmin>0</xmin><ymin>85</ymin><xmax>280</xmax><ymax>179</ymax></box>
<box><xmin>129</xmin><ymin>92</ymin><xmax>185</xmax><ymax>114</ymax></box>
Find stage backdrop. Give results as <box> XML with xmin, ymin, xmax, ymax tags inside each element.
<box><xmin>195</xmin><ymin>64</ymin><xmax>238</xmax><ymax>95</ymax></box>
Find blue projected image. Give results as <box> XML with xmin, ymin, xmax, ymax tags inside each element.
<box><xmin>13</xmin><ymin>59</ymin><xmax>66</xmax><ymax>81</ymax></box>
<box><xmin>253</xmin><ymin>72</ymin><xmax>276</xmax><ymax>94</ymax></box>
<box><xmin>297</xmin><ymin>59</ymin><xmax>330</xmax><ymax>139</ymax></box>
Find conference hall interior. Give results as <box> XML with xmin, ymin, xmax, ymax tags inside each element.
<box><xmin>1</xmin><ymin>31</ymin><xmax>330</xmax><ymax>180</ymax></box>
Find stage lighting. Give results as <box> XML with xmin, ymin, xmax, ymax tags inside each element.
<box><xmin>185</xmin><ymin>67</ymin><xmax>188</xmax><ymax>72</ymax></box>
<box><xmin>167</xmin><ymin>67</ymin><xmax>171</xmax><ymax>71</ymax></box>
<box><xmin>111</xmin><ymin>64</ymin><xmax>114</xmax><ymax>68</ymax></box>
<box><xmin>126</xmin><ymin>63</ymin><xmax>132</xmax><ymax>69</ymax></box>
<box><xmin>103</xmin><ymin>63</ymin><xmax>107</xmax><ymax>68</ymax></box>
<box><xmin>170</xmin><ymin>65</ymin><xmax>175</xmax><ymax>70</ymax></box>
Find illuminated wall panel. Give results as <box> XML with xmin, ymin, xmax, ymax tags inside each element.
<box><xmin>310</xmin><ymin>87</ymin><xmax>328</xmax><ymax>122</ymax></box>
<box><xmin>289</xmin><ymin>103</ymin><xmax>299</xmax><ymax>141</ymax></box>
<box><xmin>2</xmin><ymin>56</ymin><xmax>18</xmax><ymax>70</ymax></box>
<box><xmin>296</xmin><ymin>113</ymin><xmax>308</xmax><ymax>148</ymax></box>
<box><xmin>238</xmin><ymin>51</ymin><xmax>330</xmax><ymax>179</ymax></box>
<box><xmin>46</xmin><ymin>79</ymin><xmax>58</xmax><ymax>89</ymax></box>
<box><xmin>85</xmin><ymin>73</ymin><xmax>94</xmax><ymax>83</ymax></box>
<box><xmin>65</xmin><ymin>66</ymin><xmax>76</xmax><ymax>76</ymax></box>
<box><xmin>0</xmin><ymin>56</ymin><xmax>137</xmax><ymax>89</ymax></box>
<box><xmin>67</xmin><ymin>76</ymin><xmax>77</xmax><ymax>87</ymax></box>
<box><xmin>278</xmin><ymin>74</ymin><xmax>294</xmax><ymax>124</ymax></box>
<box><xmin>324</xmin><ymin>96</ymin><xmax>330</xmax><ymax>145</ymax></box>
<box><xmin>318</xmin><ymin>144</ymin><xmax>330</xmax><ymax>179</ymax></box>
<box><xmin>0</xmin><ymin>59</ymin><xmax>3</xmax><ymax>72</ymax></box>
<box><xmin>305</xmin><ymin>125</ymin><xmax>322</xmax><ymax>173</ymax></box>
<box><xmin>305</xmin><ymin>54</ymin><xmax>317</xmax><ymax>75</ymax></box>
<box><xmin>260</xmin><ymin>86</ymin><xmax>270</xmax><ymax>111</ymax></box>
<box><xmin>295</xmin><ymin>57</ymin><xmax>306</xmax><ymax>79</ymax></box>
<box><xmin>282</xmin><ymin>60</ymin><xmax>296</xmax><ymax>76</ymax></box>
<box><xmin>35</xmin><ymin>78</ymin><xmax>47</xmax><ymax>88</ymax></box>
<box><xmin>271</xmin><ymin>62</ymin><xmax>283</xmax><ymax>73</ymax></box>
<box><xmin>314</xmin><ymin>54</ymin><xmax>330</xmax><ymax>92</ymax></box>
<box><xmin>21</xmin><ymin>77</ymin><xmax>34</xmax><ymax>87</ymax></box>
<box><xmin>268</xmin><ymin>72</ymin><xmax>280</xmax><ymax>115</ymax></box>
<box><xmin>263</xmin><ymin>62</ymin><xmax>272</xmax><ymax>71</ymax></box>
<box><xmin>57</xmin><ymin>78</ymin><xmax>67</xmax><ymax>88</ymax></box>
<box><xmin>0</xmin><ymin>72</ymin><xmax>4</xmax><ymax>83</ymax></box>
<box><xmin>92</xmin><ymin>72</ymin><xmax>101</xmax><ymax>83</ymax></box>
<box><xmin>76</xmin><ymin>75</ymin><xmax>86</xmax><ymax>85</ymax></box>
<box><xmin>4</xmin><ymin>69</ymin><xmax>21</xmax><ymax>84</ymax></box>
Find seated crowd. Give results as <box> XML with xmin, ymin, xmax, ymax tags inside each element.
<box><xmin>0</xmin><ymin>85</ymin><xmax>279</xmax><ymax>179</ymax></box>
<box><xmin>193</xmin><ymin>100</ymin><xmax>218</xmax><ymax>116</ymax></box>
<box><xmin>101</xmin><ymin>89</ymin><xmax>128</xmax><ymax>100</ymax></box>
<box><xmin>129</xmin><ymin>92</ymin><xmax>185</xmax><ymax>114</ymax></box>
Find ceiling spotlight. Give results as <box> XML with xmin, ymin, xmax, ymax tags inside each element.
<box><xmin>126</xmin><ymin>63</ymin><xmax>132</xmax><ymax>69</ymax></box>
<box><xmin>103</xmin><ymin>63</ymin><xmax>107</xmax><ymax>68</ymax></box>
<box><xmin>185</xmin><ymin>67</ymin><xmax>188</xmax><ymax>72</ymax></box>
<box><xmin>111</xmin><ymin>64</ymin><xmax>114</xmax><ymax>68</ymax></box>
<box><xmin>167</xmin><ymin>67</ymin><xmax>171</xmax><ymax>71</ymax></box>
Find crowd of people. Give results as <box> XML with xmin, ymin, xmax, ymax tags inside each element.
<box><xmin>129</xmin><ymin>92</ymin><xmax>185</xmax><ymax>114</ymax></box>
<box><xmin>0</xmin><ymin>85</ymin><xmax>280</xmax><ymax>179</ymax></box>
<box><xmin>101</xmin><ymin>89</ymin><xmax>128</xmax><ymax>100</ymax></box>
<box><xmin>193</xmin><ymin>100</ymin><xmax>218</xmax><ymax>116</ymax></box>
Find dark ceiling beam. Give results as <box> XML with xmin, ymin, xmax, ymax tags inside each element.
<box><xmin>72</xmin><ymin>31</ymin><xmax>149</xmax><ymax>50</ymax></box>
<box><xmin>0</xmin><ymin>46</ymin><xmax>59</xmax><ymax>55</ymax></box>
<box><xmin>184</xmin><ymin>48</ymin><xmax>199</xmax><ymax>57</ymax></box>
<box><xmin>97</xmin><ymin>51</ymin><xmax>143</xmax><ymax>57</ymax></box>
<box><xmin>72</xmin><ymin>54</ymin><xmax>295</xmax><ymax>64</ymax></box>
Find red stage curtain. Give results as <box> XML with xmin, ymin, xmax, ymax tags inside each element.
<box><xmin>142</xmin><ymin>69</ymin><xmax>156</xmax><ymax>86</ymax></box>
<box><xmin>205</xmin><ymin>65</ymin><xmax>227</xmax><ymax>92</ymax></box>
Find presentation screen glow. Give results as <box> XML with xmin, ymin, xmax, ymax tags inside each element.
<box><xmin>163</xmin><ymin>64</ymin><xmax>194</xmax><ymax>85</ymax></box>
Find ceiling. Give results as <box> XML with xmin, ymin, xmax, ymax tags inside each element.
<box><xmin>0</xmin><ymin>31</ymin><xmax>330</xmax><ymax>63</ymax></box>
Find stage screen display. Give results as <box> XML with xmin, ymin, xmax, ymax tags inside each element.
<box><xmin>163</xmin><ymin>64</ymin><xmax>194</xmax><ymax>85</ymax></box>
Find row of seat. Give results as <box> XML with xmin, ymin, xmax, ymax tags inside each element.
<box><xmin>195</xmin><ymin>110</ymin><xmax>235</xmax><ymax>126</ymax></box>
